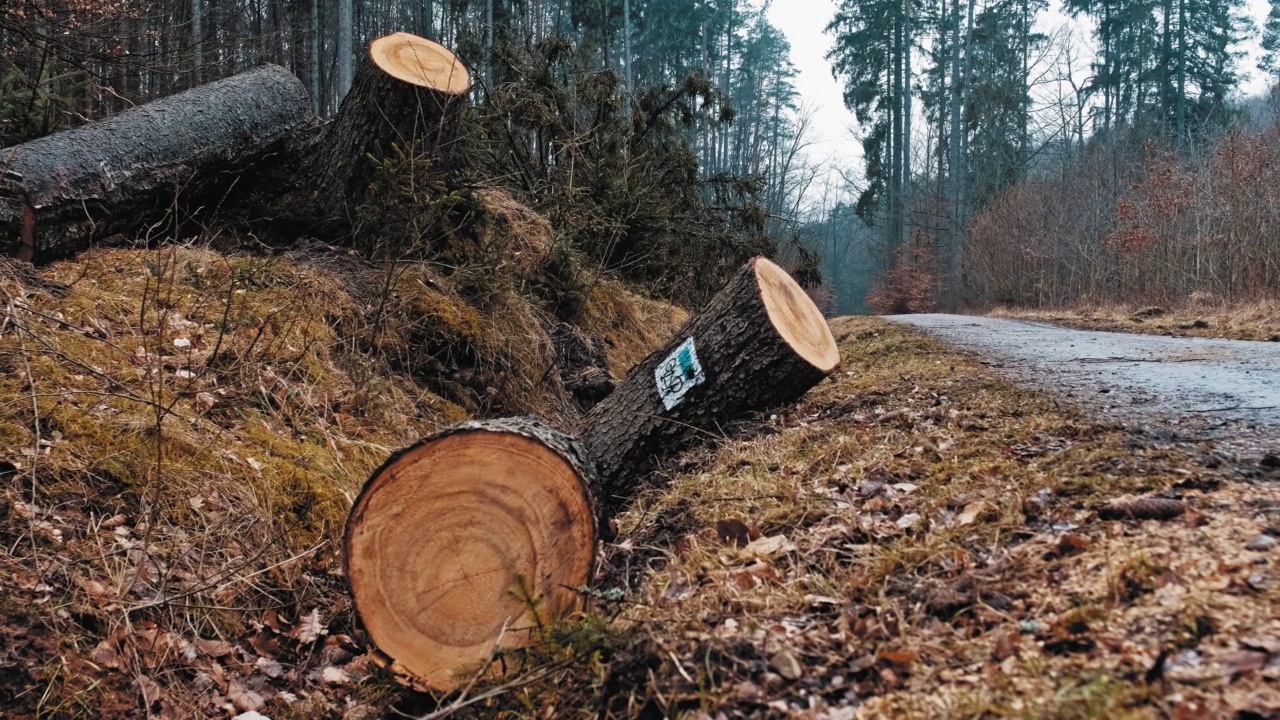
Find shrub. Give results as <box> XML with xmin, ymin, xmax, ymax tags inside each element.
<box><xmin>966</xmin><ymin>125</ymin><xmax>1280</xmax><ymax>308</ymax></box>
<box><xmin>866</xmin><ymin>244</ymin><xmax>940</xmax><ymax>314</ymax></box>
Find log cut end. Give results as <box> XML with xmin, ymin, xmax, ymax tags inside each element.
<box><xmin>369</xmin><ymin>32</ymin><xmax>471</xmax><ymax>95</ymax></box>
<box><xmin>344</xmin><ymin>422</ymin><xmax>596</xmax><ymax>691</ymax></box>
<box><xmin>754</xmin><ymin>257</ymin><xmax>840</xmax><ymax>373</ymax></box>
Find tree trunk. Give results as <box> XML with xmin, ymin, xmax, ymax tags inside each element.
<box><xmin>309</xmin><ymin>0</ymin><xmax>321</xmax><ymax>115</ymax></box>
<box><xmin>580</xmin><ymin>256</ymin><xmax>840</xmax><ymax>513</ymax></box>
<box><xmin>486</xmin><ymin>0</ymin><xmax>495</xmax><ymax>90</ymax></box>
<box><xmin>947</xmin><ymin>0</ymin><xmax>964</xmax><ymax>309</ymax></box>
<box><xmin>344</xmin><ymin>417</ymin><xmax>599</xmax><ymax>693</ymax></box>
<box><xmin>280</xmin><ymin>32</ymin><xmax>470</xmax><ymax>237</ymax></box>
<box><xmin>337</xmin><ymin>0</ymin><xmax>354</xmax><ymax>101</ymax></box>
<box><xmin>623</xmin><ymin>0</ymin><xmax>633</xmax><ymax>99</ymax></box>
<box><xmin>343</xmin><ymin>257</ymin><xmax>839</xmax><ymax>692</ymax></box>
<box><xmin>0</xmin><ymin>64</ymin><xmax>311</xmax><ymax>263</ymax></box>
<box><xmin>902</xmin><ymin>0</ymin><xmax>912</xmax><ymax>196</ymax></box>
<box><xmin>191</xmin><ymin>0</ymin><xmax>203</xmax><ymax>85</ymax></box>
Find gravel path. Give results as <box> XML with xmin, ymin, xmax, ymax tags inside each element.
<box><xmin>887</xmin><ymin>314</ymin><xmax>1280</xmax><ymax>457</ymax></box>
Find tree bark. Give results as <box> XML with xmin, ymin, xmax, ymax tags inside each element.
<box><xmin>279</xmin><ymin>32</ymin><xmax>470</xmax><ymax>236</ymax></box>
<box><xmin>309</xmin><ymin>0</ymin><xmax>321</xmax><ymax>115</ymax></box>
<box><xmin>342</xmin><ymin>258</ymin><xmax>840</xmax><ymax>692</ymax></box>
<box><xmin>580</xmin><ymin>256</ymin><xmax>840</xmax><ymax>514</ymax></box>
<box><xmin>0</xmin><ymin>64</ymin><xmax>312</xmax><ymax>262</ymax></box>
<box><xmin>337</xmin><ymin>0</ymin><xmax>354</xmax><ymax>101</ymax></box>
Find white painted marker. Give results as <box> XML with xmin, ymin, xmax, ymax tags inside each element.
<box><xmin>654</xmin><ymin>337</ymin><xmax>706</xmax><ymax>410</ymax></box>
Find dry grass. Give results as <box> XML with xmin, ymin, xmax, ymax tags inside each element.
<box><xmin>453</xmin><ymin>317</ymin><xmax>1280</xmax><ymax>719</ymax></box>
<box><xmin>990</xmin><ymin>297</ymin><xmax>1280</xmax><ymax>342</ymax></box>
<box><xmin>4</xmin><ymin>248</ymin><xmax>1277</xmax><ymax>718</ymax></box>
<box><xmin>0</xmin><ymin>241</ymin><xmax>680</xmax><ymax>719</ymax></box>
<box><xmin>0</xmin><ymin>245</ymin><xmax>460</xmax><ymax>718</ymax></box>
<box><xmin>580</xmin><ymin>281</ymin><xmax>689</xmax><ymax>381</ymax></box>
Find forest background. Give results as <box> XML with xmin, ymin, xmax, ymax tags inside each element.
<box><xmin>4</xmin><ymin>0</ymin><xmax>1280</xmax><ymax>316</ymax></box>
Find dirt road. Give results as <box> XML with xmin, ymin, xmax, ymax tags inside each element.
<box><xmin>889</xmin><ymin>314</ymin><xmax>1280</xmax><ymax>456</ymax></box>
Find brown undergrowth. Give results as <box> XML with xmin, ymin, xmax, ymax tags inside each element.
<box><xmin>0</xmin><ymin>236</ymin><xmax>682</xmax><ymax>719</ymax></box>
<box><xmin>450</xmin><ymin>317</ymin><xmax>1280</xmax><ymax>719</ymax></box>
<box><xmin>990</xmin><ymin>298</ymin><xmax>1280</xmax><ymax>342</ymax></box>
<box><xmin>4</xmin><ymin>256</ymin><xmax>1278</xmax><ymax>718</ymax></box>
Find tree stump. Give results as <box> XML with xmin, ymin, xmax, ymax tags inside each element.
<box><xmin>580</xmin><ymin>256</ymin><xmax>841</xmax><ymax>513</ymax></box>
<box><xmin>344</xmin><ymin>418</ymin><xmax>597</xmax><ymax>692</ymax></box>
<box><xmin>343</xmin><ymin>257</ymin><xmax>839</xmax><ymax>692</ymax></box>
<box><xmin>0</xmin><ymin>64</ymin><xmax>312</xmax><ymax>262</ymax></box>
<box><xmin>288</xmin><ymin>32</ymin><xmax>470</xmax><ymax>235</ymax></box>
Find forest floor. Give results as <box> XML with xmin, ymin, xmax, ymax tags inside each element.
<box><xmin>463</xmin><ymin>316</ymin><xmax>1280</xmax><ymax>719</ymax></box>
<box><xmin>4</xmin><ymin>254</ymin><xmax>1280</xmax><ymax>718</ymax></box>
<box><xmin>990</xmin><ymin>301</ymin><xmax>1280</xmax><ymax>343</ymax></box>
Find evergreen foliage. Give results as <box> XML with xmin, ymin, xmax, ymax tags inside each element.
<box><xmin>1263</xmin><ymin>0</ymin><xmax>1280</xmax><ymax>79</ymax></box>
<box><xmin>824</xmin><ymin>0</ymin><xmax>1256</xmax><ymax>312</ymax></box>
<box><xmin>1065</xmin><ymin>0</ymin><xmax>1249</xmax><ymax>135</ymax></box>
<box><xmin>465</xmin><ymin>36</ymin><xmax>774</xmax><ymax>307</ymax></box>
<box><xmin>826</xmin><ymin>0</ymin><xmax>912</xmax><ymax>232</ymax></box>
<box><xmin>0</xmin><ymin>0</ymin><xmax>815</xmax><ymax>308</ymax></box>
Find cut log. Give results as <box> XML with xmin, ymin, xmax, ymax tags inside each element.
<box><xmin>343</xmin><ymin>258</ymin><xmax>839</xmax><ymax>692</ymax></box>
<box><xmin>0</xmin><ymin>64</ymin><xmax>312</xmax><ymax>262</ymax></box>
<box><xmin>580</xmin><ymin>256</ymin><xmax>840</xmax><ymax>513</ymax></box>
<box><xmin>344</xmin><ymin>418</ymin><xmax>597</xmax><ymax>692</ymax></box>
<box><xmin>285</xmin><ymin>32</ymin><xmax>470</xmax><ymax>235</ymax></box>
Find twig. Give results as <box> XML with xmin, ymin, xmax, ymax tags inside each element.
<box><xmin>408</xmin><ymin>664</ymin><xmax>561</xmax><ymax>720</ymax></box>
<box><xmin>668</xmin><ymin>650</ymin><xmax>694</xmax><ymax>684</ymax></box>
<box><xmin>3</xmin><ymin>287</ymin><xmax>45</xmax><ymax>572</ymax></box>
<box><xmin>207</xmin><ymin>540</ymin><xmax>327</xmax><ymax>596</ymax></box>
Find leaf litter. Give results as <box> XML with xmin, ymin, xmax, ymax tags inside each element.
<box><xmin>474</xmin><ymin>316</ymin><xmax>1280</xmax><ymax>719</ymax></box>
<box><xmin>2</xmin><ymin>250</ymin><xmax>1279</xmax><ymax>718</ymax></box>
<box><xmin>0</xmin><ymin>244</ymin><xmax>684</xmax><ymax>719</ymax></box>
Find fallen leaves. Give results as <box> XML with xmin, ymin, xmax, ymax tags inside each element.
<box><xmin>293</xmin><ymin>607</ymin><xmax>326</xmax><ymax>645</ymax></box>
<box><xmin>743</xmin><ymin>534</ymin><xmax>795</xmax><ymax>557</ymax></box>
<box><xmin>597</xmin><ymin>318</ymin><xmax>1280</xmax><ymax>718</ymax></box>
<box><xmin>1245</xmin><ymin>534</ymin><xmax>1278</xmax><ymax>551</ymax></box>
<box><xmin>193</xmin><ymin>391</ymin><xmax>217</xmax><ymax>413</ymax></box>
<box><xmin>770</xmin><ymin>649</ymin><xmax>803</xmax><ymax>680</ymax></box>
<box><xmin>876</xmin><ymin>648</ymin><xmax>919</xmax><ymax>667</ymax></box>
<box><xmin>227</xmin><ymin>681</ymin><xmax>265</xmax><ymax>713</ymax></box>
<box><xmin>956</xmin><ymin>500</ymin><xmax>990</xmax><ymax>526</ymax></box>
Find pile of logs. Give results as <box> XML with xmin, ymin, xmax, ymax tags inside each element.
<box><xmin>0</xmin><ymin>33</ymin><xmax>469</xmax><ymax>260</ymax></box>
<box><xmin>0</xmin><ymin>31</ymin><xmax>843</xmax><ymax>693</ymax></box>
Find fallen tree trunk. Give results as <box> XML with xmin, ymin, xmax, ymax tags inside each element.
<box><xmin>345</xmin><ymin>418</ymin><xmax>598</xmax><ymax>692</ymax></box>
<box><xmin>580</xmin><ymin>256</ymin><xmax>842</xmax><ymax>513</ymax></box>
<box><xmin>280</xmin><ymin>32</ymin><xmax>470</xmax><ymax>236</ymax></box>
<box><xmin>343</xmin><ymin>257</ymin><xmax>839</xmax><ymax>691</ymax></box>
<box><xmin>0</xmin><ymin>64</ymin><xmax>312</xmax><ymax>262</ymax></box>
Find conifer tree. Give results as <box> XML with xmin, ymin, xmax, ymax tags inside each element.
<box><xmin>826</xmin><ymin>0</ymin><xmax>915</xmax><ymax>246</ymax></box>
<box><xmin>1066</xmin><ymin>0</ymin><xmax>1245</xmax><ymax>135</ymax></box>
<box><xmin>1262</xmin><ymin>0</ymin><xmax>1280</xmax><ymax>80</ymax></box>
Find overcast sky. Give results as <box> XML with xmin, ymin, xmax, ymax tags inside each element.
<box><xmin>766</xmin><ymin>0</ymin><xmax>1276</xmax><ymax>201</ymax></box>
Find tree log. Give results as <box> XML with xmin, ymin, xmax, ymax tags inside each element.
<box><xmin>580</xmin><ymin>256</ymin><xmax>841</xmax><ymax>513</ymax></box>
<box><xmin>343</xmin><ymin>258</ymin><xmax>839</xmax><ymax>692</ymax></box>
<box><xmin>283</xmin><ymin>32</ymin><xmax>470</xmax><ymax>235</ymax></box>
<box><xmin>344</xmin><ymin>417</ymin><xmax>598</xmax><ymax>692</ymax></box>
<box><xmin>0</xmin><ymin>64</ymin><xmax>312</xmax><ymax>262</ymax></box>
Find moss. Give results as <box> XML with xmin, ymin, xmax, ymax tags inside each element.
<box><xmin>0</xmin><ymin>247</ymin><xmax>471</xmax><ymax>713</ymax></box>
<box><xmin>581</xmin><ymin>281</ymin><xmax>688</xmax><ymax>379</ymax></box>
<box><xmin>392</xmin><ymin>269</ymin><xmax>491</xmax><ymax>354</ymax></box>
